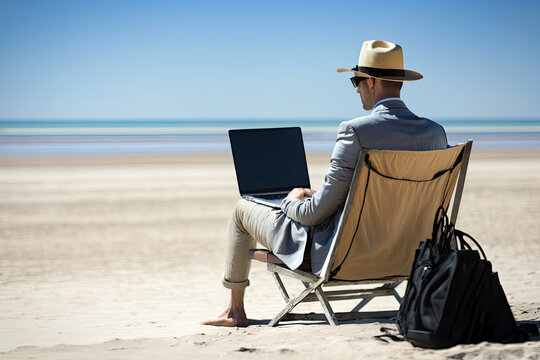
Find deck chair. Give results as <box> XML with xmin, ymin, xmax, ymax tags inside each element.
<box><xmin>250</xmin><ymin>140</ymin><xmax>473</xmax><ymax>326</ymax></box>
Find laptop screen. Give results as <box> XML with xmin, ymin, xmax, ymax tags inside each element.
<box><xmin>229</xmin><ymin>127</ymin><xmax>310</xmax><ymax>195</ymax></box>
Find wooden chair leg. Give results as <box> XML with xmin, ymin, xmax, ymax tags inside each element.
<box><xmin>271</xmin><ymin>272</ymin><xmax>290</xmax><ymax>302</ymax></box>
<box><xmin>351</xmin><ymin>281</ymin><xmax>403</xmax><ymax>312</ymax></box>
<box><xmin>351</xmin><ymin>297</ymin><xmax>373</xmax><ymax>312</ymax></box>
<box><xmin>392</xmin><ymin>288</ymin><xmax>403</xmax><ymax>304</ymax></box>
<box><xmin>268</xmin><ymin>282</ymin><xmax>318</xmax><ymax>327</ymax></box>
<box><xmin>314</xmin><ymin>286</ymin><xmax>338</xmax><ymax>325</ymax></box>
<box><xmin>387</xmin><ymin>281</ymin><xmax>404</xmax><ymax>304</ymax></box>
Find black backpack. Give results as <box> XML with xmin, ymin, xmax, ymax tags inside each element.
<box><xmin>396</xmin><ymin>207</ymin><xmax>531</xmax><ymax>348</ymax></box>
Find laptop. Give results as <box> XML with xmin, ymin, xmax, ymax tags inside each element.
<box><xmin>229</xmin><ymin>127</ymin><xmax>311</xmax><ymax>208</ymax></box>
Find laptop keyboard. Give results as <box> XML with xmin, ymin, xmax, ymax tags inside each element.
<box><xmin>255</xmin><ymin>193</ymin><xmax>289</xmax><ymax>200</ymax></box>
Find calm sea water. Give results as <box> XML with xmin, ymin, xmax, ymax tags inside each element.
<box><xmin>1</xmin><ymin>118</ymin><xmax>540</xmax><ymax>156</ymax></box>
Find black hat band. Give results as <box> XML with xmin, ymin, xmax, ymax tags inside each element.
<box><xmin>353</xmin><ymin>66</ymin><xmax>406</xmax><ymax>78</ymax></box>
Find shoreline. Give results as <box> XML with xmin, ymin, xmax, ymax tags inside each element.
<box><xmin>1</xmin><ymin>148</ymin><xmax>540</xmax><ymax>166</ymax></box>
<box><xmin>2</xmin><ymin>132</ymin><xmax>540</xmax><ymax>158</ymax></box>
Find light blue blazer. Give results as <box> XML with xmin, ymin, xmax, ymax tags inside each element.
<box><xmin>267</xmin><ymin>99</ymin><xmax>448</xmax><ymax>276</ymax></box>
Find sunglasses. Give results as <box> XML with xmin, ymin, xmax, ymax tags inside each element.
<box><xmin>350</xmin><ymin>76</ymin><xmax>368</xmax><ymax>88</ymax></box>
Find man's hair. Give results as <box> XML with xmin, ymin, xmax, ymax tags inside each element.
<box><xmin>379</xmin><ymin>79</ymin><xmax>403</xmax><ymax>91</ymax></box>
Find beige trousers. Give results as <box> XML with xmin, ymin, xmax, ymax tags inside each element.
<box><xmin>222</xmin><ymin>199</ymin><xmax>276</xmax><ymax>290</ymax></box>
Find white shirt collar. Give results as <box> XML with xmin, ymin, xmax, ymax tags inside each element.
<box><xmin>372</xmin><ymin>97</ymin><xmax>402</xmax><ymax>111</ymax></box>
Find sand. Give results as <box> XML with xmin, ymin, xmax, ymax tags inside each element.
<box><xmin>0</xmin><ymin>150</ymin><xmax>539</xmax><ymax>359</ymax></box>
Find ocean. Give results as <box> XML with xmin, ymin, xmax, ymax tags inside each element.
<box><xmin>1</xmin><ymin>118</ymin><xmax>540</xmax><ymax>156</ymax></box>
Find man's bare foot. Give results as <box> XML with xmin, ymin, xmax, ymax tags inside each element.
<box><xmin>201</xmin><ymin>306</ymin><xmax>248</xmax><ymax>327</ymax></box>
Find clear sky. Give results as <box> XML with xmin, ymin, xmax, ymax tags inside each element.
<box><xmin>1</xmin><ymin>0</ymin><xmax>539</xmax><ymax>120</ymax></box>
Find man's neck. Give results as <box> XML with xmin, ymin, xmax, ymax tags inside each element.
<box><xmin>372</xmin><ymin>91</ymin><xmax>400</xmax><ymax>106</ymax></box>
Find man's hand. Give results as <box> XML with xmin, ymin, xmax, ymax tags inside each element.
<box><xmin>287</xmin><ymin>188</ymin><xmax>316</xmax><ymax>200</ymax></box>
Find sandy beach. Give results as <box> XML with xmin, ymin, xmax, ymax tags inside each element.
<box><xmin>1</xmin><ymin>150</ymin><xmax>539</xmax><ymax>359</ymax></box>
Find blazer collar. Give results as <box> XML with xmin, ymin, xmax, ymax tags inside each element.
<box><xmin>371</xmin><ymin>98</ymin><xmax>407</xmax><ymax>113</ymax></box>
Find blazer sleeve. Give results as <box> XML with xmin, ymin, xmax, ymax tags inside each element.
<box><xmin>280</xmin><ymin>121</ymin><xmax>360</xmax><ymax>226</ymax></box>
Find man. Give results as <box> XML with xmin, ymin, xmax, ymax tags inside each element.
<box><xmin>203</xmin><ymin>40</ymin><xmax>447</xmax><ymax>327</ymax></box>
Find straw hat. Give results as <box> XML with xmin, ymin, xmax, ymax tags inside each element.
<box><xmin>337</xmin><ymin>40</ymin><xmax>422</xmax><ymax>82</ymax></box>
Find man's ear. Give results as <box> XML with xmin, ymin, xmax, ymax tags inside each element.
<box><xmin>368</xmin><ymin>77</ymin><xmax>375</xmax><ymax>89</ymax></box>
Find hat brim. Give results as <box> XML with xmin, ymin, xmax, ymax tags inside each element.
<box><xmin>337</xmin><ymin>67</ymin><xmax>423</xmax><ymax>82</ymax></box>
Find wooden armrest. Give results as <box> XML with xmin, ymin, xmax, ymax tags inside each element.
<box><xmin>249</xmin><ymin>249</ymin><xmax>311</xmax><ymax>271</ymax></box>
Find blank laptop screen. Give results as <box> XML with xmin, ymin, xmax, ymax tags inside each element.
<box><xmin>229</xmin><ymin>127</ymin><xmax>310</xmax><ymax>195</ymax></box>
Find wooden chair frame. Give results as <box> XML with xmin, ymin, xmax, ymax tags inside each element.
<box><xmin>252</xmin><ymin>141</ymin><xmax>473</xmax><ymax>326</ymax></box>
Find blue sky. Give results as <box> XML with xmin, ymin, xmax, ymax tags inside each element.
<box><xmin>0</xmin><ymin>0</ymin><xmax>539</xmax><ymax>120</ymax></box>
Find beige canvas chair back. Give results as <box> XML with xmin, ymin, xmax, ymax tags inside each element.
<box><xmin>326</xmin><ymin>144</ymin><xmax>467</xmax><ymax>281</ymax></box>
